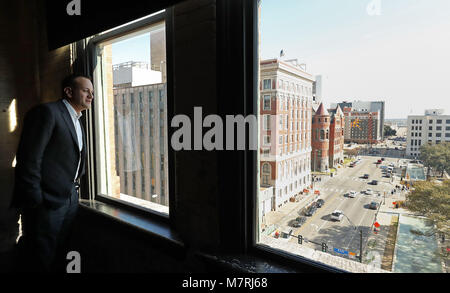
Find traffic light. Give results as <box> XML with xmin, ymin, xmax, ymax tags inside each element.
<box><xmin>298</xmin><ymin>235</ymin><xmax>303</xmax><ymax>245</ymax></box>
<box><xmin>321</xmin><ymin>243</ymin><xmax>327</xmax><ymax>252</ymax></box>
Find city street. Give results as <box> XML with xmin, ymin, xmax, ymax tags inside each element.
<box><xmin>268</xmin><ymin>156</ymin><xmax>403</xmax><ymax>261</ymax></box>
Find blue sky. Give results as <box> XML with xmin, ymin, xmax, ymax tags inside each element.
<box><xmin>261</xmin><ymin>0</ymin><xmax>450</xmax><ymax>118</ymax></box>
<box><xmin>110</xmin><ymin>1</ymin><xmax>450</xmax><ymax>119</ymax></box>
<box><xmin>112</xmin><ymin>33</ymin><xmax>150</xmax><ymax>65</ymax></box>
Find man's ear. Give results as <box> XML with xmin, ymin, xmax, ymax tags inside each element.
<box><xmin>64</xmin><ymin>87</ymin><xmax>73</xmax><ymax>98</ymax></box>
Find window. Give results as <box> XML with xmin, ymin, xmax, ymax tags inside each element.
<box><xmin>252</xmin><ymin>0</ymin><xmax>450</xmax><ymax>275</ymax></box>
<box><xmin>263</xmin><ymin>79</ymin><xmax>271</xmax><ymax>90</ymax></box>
<box><xmin>263</xmin><ymin>95</ymin><xmax>271</xmax><ymax>110</ymax></box>
<box><xmin>92</xmin><ymin>14</ymin><xmax>169</xmax><ymax>214</ymax></box>
<box><xmin>437</xmin><ymin>120</ymin><xmax>442</xmax><ymax>124</ymax></box>
<box><xmin>263</xmin><ymin>114</ymin><xmax>271</xmax><ymax>130</ymax></box>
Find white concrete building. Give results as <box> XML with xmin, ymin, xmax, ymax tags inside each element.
<box><xmin>406</xmin><ymin>109</ymin><xmax>450</xmax><ymax>158</ymax></box>
<box><xmin>113</xmin><ymin>61</ymin><xmax>162</xmax><ymax>88</ymax></box>
<box><xmin>259</xmin><ymin>58</ymin><xmax>314</xmax><ymax>211</ymax></box>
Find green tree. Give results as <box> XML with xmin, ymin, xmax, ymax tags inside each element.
<box><xmin>420</xmin><ymin>143</ymin><xmax>450</xmax><ymax>177</ymax></box>
<box><xmin>406</xmin><ymin>180</ymin><xmax>450</xmax><ymax>236</ymax></box>
<box><xmin>384</xmin><ymin>125</ymin><xmax>397</xmax><ymax>137</ymax></box>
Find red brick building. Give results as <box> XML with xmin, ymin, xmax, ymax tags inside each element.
<box><xmin>311</xmin><ymin>103</ymin><xmax>345</xmax><ymax>172</ymax></box>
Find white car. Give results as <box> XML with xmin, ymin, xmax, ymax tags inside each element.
<box><xmin>366</xmin><ymin>188</ymin><xmax>374</xmax><ymax>195</ymax></box>
<box><xmin>331</xmin><ymin>210</ymin><xmax>344</xmax><ymax>221</ymax></box>
<box><xmin>347</xmin><ymin>191</ymin><xmax>357</xmax><ymax>198</ymax></box>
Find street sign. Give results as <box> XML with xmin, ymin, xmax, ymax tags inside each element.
<box><xmin>374</xmin><ymin>222</ymin><xmax>380</xmax><ymax>228</ymax></box>
<box><xmin>333</xmin><ymin>247</ymin><xmax>349</xmax><ymax>256</ymax></box>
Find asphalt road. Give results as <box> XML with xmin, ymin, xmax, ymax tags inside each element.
<box><xmin>284</xmin><ymin>157</ymin><xmax>400</xmax><ymax>257</ymax></box>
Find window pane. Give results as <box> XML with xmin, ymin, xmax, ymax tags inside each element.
<box><xmin>256</xmin><ymin>0</ymin><xmax>448</xmax><ymax>273</ymax></box>
<box><xmin>94</xmin><ymin>18</ymin><xmax>169</xmax><ymax>214</ymax></box>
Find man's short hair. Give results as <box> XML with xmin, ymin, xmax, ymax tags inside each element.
<box><xmin>62</xmin><ymin>73</ymin><xmax>92</xmax><ymax>99</ymax></box>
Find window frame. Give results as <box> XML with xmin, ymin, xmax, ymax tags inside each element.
<box><xmin>86</xmin><ymin>10</ymin><xmax>173</xmax><ymax>221</ymax></box>
<box><xmin>79</xmin><ymin>0</ymin><xmax>342</xmax><ymax>273</ymax></box>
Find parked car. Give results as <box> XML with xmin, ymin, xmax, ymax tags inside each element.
<box><xmin>331</xmin><ymin>210</ymin><xmax>344</xmax><ymax>221</ymax></box>
<box><xmin>305</xmin><ymin>205</ymin><xmax>317</xmax><ymax>216</ymax></box>
<box><xmin>296</xmin><ymin>216</ymin><xmax>307</xmax><ymax>226</ymax></box>
<box><xmin>366</xmin><ymin>188</ymin><xmax>374</xmax><ymax>195</ymax></box>
<box><xmin>381</xmin><ymin>158</ymin><xmax>385</xmax><ymax>161</ymax></box>
<box><xmin>346</xmin><ymin>191</ymin><xmax>357</xmax><ymax>198</ymax></box>
<box><xmin>369</xmin><ymin>201</ymin><xmax>379</xmax><ymax>210</ymax></box>
<box><xmin>363</xmin><ymin>174</ymin><xmax>369</xmax><ymax>179</ymax></box>
<box><xmin>315</xmin><ymin>199</ymin><xmax>325</xmax><ymax>208</ymax></box>
<box><xmin>289</xmin><ymin>217</ymin><xmax>306</xmax><ymax>228</ymax></box>
<box><xmin>370</xmin><ymin>180</ymin><xmax>378</xmax><ymax>185</ymax></box>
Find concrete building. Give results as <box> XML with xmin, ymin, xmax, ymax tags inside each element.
<box><xmin>260</xmin><ymin>58</ymin><xmax>314</xmax><ymax>211</ymax></box>
<box><xmin>406</xmin><ymin>109</ymin><xmax>450</xmax><ymax>158</ymax></box>
<box><xmin>112</xmin><ymin>85</ymin><xmax>169</xmax><ymax>206</ymax></box>
<box><xmin>312</xmin><ymin>75</ymin><xmax>323</xmax><ymax>107</ymax></box>
<box><xmin>113</xmin><ymin>61</ymin><xmax>162</xmax><ymax>88</ymax></box>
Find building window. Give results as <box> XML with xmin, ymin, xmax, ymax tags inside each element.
<box><xmin>263</xmin><ymin>79</ymin><xmax>271</xmax><ymax>90</ymax></box>
<box><xmin>263</xmin><ymin>95</ymin><xmax>271</xmax><ymax>110</ymax></box>
<box><xmin>92</xmin><ymin>14</ymin><xmax>168</xmax><ymax>214</ymax></box>
<box><xmin>263</xmin><ymin>115</ymin><xmax>271</xmax><ymax>130</ymax></box>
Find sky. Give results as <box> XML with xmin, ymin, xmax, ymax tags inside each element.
<box><xmin>260</xmin><ymin>0</ymin><xmax>450</xmax><ymax>119</ymax></box>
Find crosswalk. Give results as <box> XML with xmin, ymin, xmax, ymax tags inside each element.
<box><xmin>317</xmin><ymin>184</ymin><xmax>392</xmax><ymax>196</ymax></box>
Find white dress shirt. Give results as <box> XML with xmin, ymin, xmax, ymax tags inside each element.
<box><xmin>62</xmin><ymin>99</ymin><xmax>83</xmax><ymax>181</ymax></box>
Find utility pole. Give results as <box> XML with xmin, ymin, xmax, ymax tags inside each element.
<box><xmin>343</xmin><ymin>213</ymin><xmax>363</xmax><ymax>263</ymax></box>
<box><xmin>360</xmin><ymin>230</ymin><xmax>363</xmax><ymax>263</ymax></box>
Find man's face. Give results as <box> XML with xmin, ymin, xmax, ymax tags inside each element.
<box><xmin>65</xmin><ymin>77</ymin><xmax>94</xmax><ymax>112</ymax></box>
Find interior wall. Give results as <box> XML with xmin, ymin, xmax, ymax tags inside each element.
<box><xmin>0</xmin><ymin>0</ymin><xmax>71</xmax><ymax>271</ymax></box>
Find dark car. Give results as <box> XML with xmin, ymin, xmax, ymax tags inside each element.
<box><xmin>363</xmin><ymin>174</ymin><xmax>369</xmax><ymax>179</ymax></box>
<box><xmin>369</xmin><ymin>201</ymin><xmax>379</xmax><ymax>210</ymax></box>
<box><xmin>371</xmin><ymin>180</ymin><xmax>378</xmax><ymax>185</ymax></box>
<box><xmin>296</xmin><ymin>216</ymin><xmax>307</xmax><ymax>226</ymax></box>
<box><xmin>289</xmin><ymin>217</ymin><xmax>307</xmax><ymax>228</ymax></box>
<box><xmin>305</xmin><ymin>205</ymin><xmax>317</xmax><ymax>216</ymax></box>
<box><xmin>315</xmin><ymin>199</ymin><xmax>325</xmax><ymax>208</ymax></box>
<box><xmin>381</xmin><ymin>158</ymin><xmax>385</xmax><ymax>161</ymax></box>
<box><xmin>288</xmin><ymin>219</ymin><xmax>301</xmax><ymax>228</ymax></box>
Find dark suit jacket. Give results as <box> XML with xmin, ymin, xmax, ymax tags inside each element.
<box><xmin>11</xmin><ymin>99</ymin><xmax>87</xmax><ymax>209</ymax></box>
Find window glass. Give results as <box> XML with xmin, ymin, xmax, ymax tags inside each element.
<box><xmin>257</xmin><ymin>0</ymin><xmax>449</xmax><ymax>273</ymax></box>
<box><xmin>93</xmin><ymin>17</ymin><xmax>168</xmax><ymax>214</ymax></box>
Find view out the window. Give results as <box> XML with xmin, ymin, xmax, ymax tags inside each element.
<box><xmin>257</xmin><ymin>0</ymin><xmax>449</xmax><ymax>273</ymax></box>
<box><xmin>94</xmin><ymin>16</ymin><xmax>169</xmax><ymax>214</ymax></box>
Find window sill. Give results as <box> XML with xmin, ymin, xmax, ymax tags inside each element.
<box><xmin>79</xmin><ymin>199</ymin><xmax>184</xmax><ymax>249</ymax></box>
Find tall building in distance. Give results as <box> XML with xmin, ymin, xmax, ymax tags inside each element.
<box><xmin>312</xmin><ymin>75</ymin><xmax>323</xmax><ymax>108</ymax></box>
<box><xmin>259</xmin><ymin>58</ymin><xmax>314</xmax><ymax>212</ymax></box>
<box><xmin>331</xmin><ymin>100</ymin><xmax>385</xmax><ymax>144</ymax></box>
<box><xmin>406</xmin><ymin>109</ymin><xmax>450</xmax><ymax>159</ymax></box>
<box><xmin>112</xmin><ymin>61</ymin><xmax>169</xmax><ymax>207</ymax></box>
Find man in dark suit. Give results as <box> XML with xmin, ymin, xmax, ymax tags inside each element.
<box><xmin>11</xmin><ymin>73</ymin><xmax>93</xmax><ymax>272</ymax></box>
